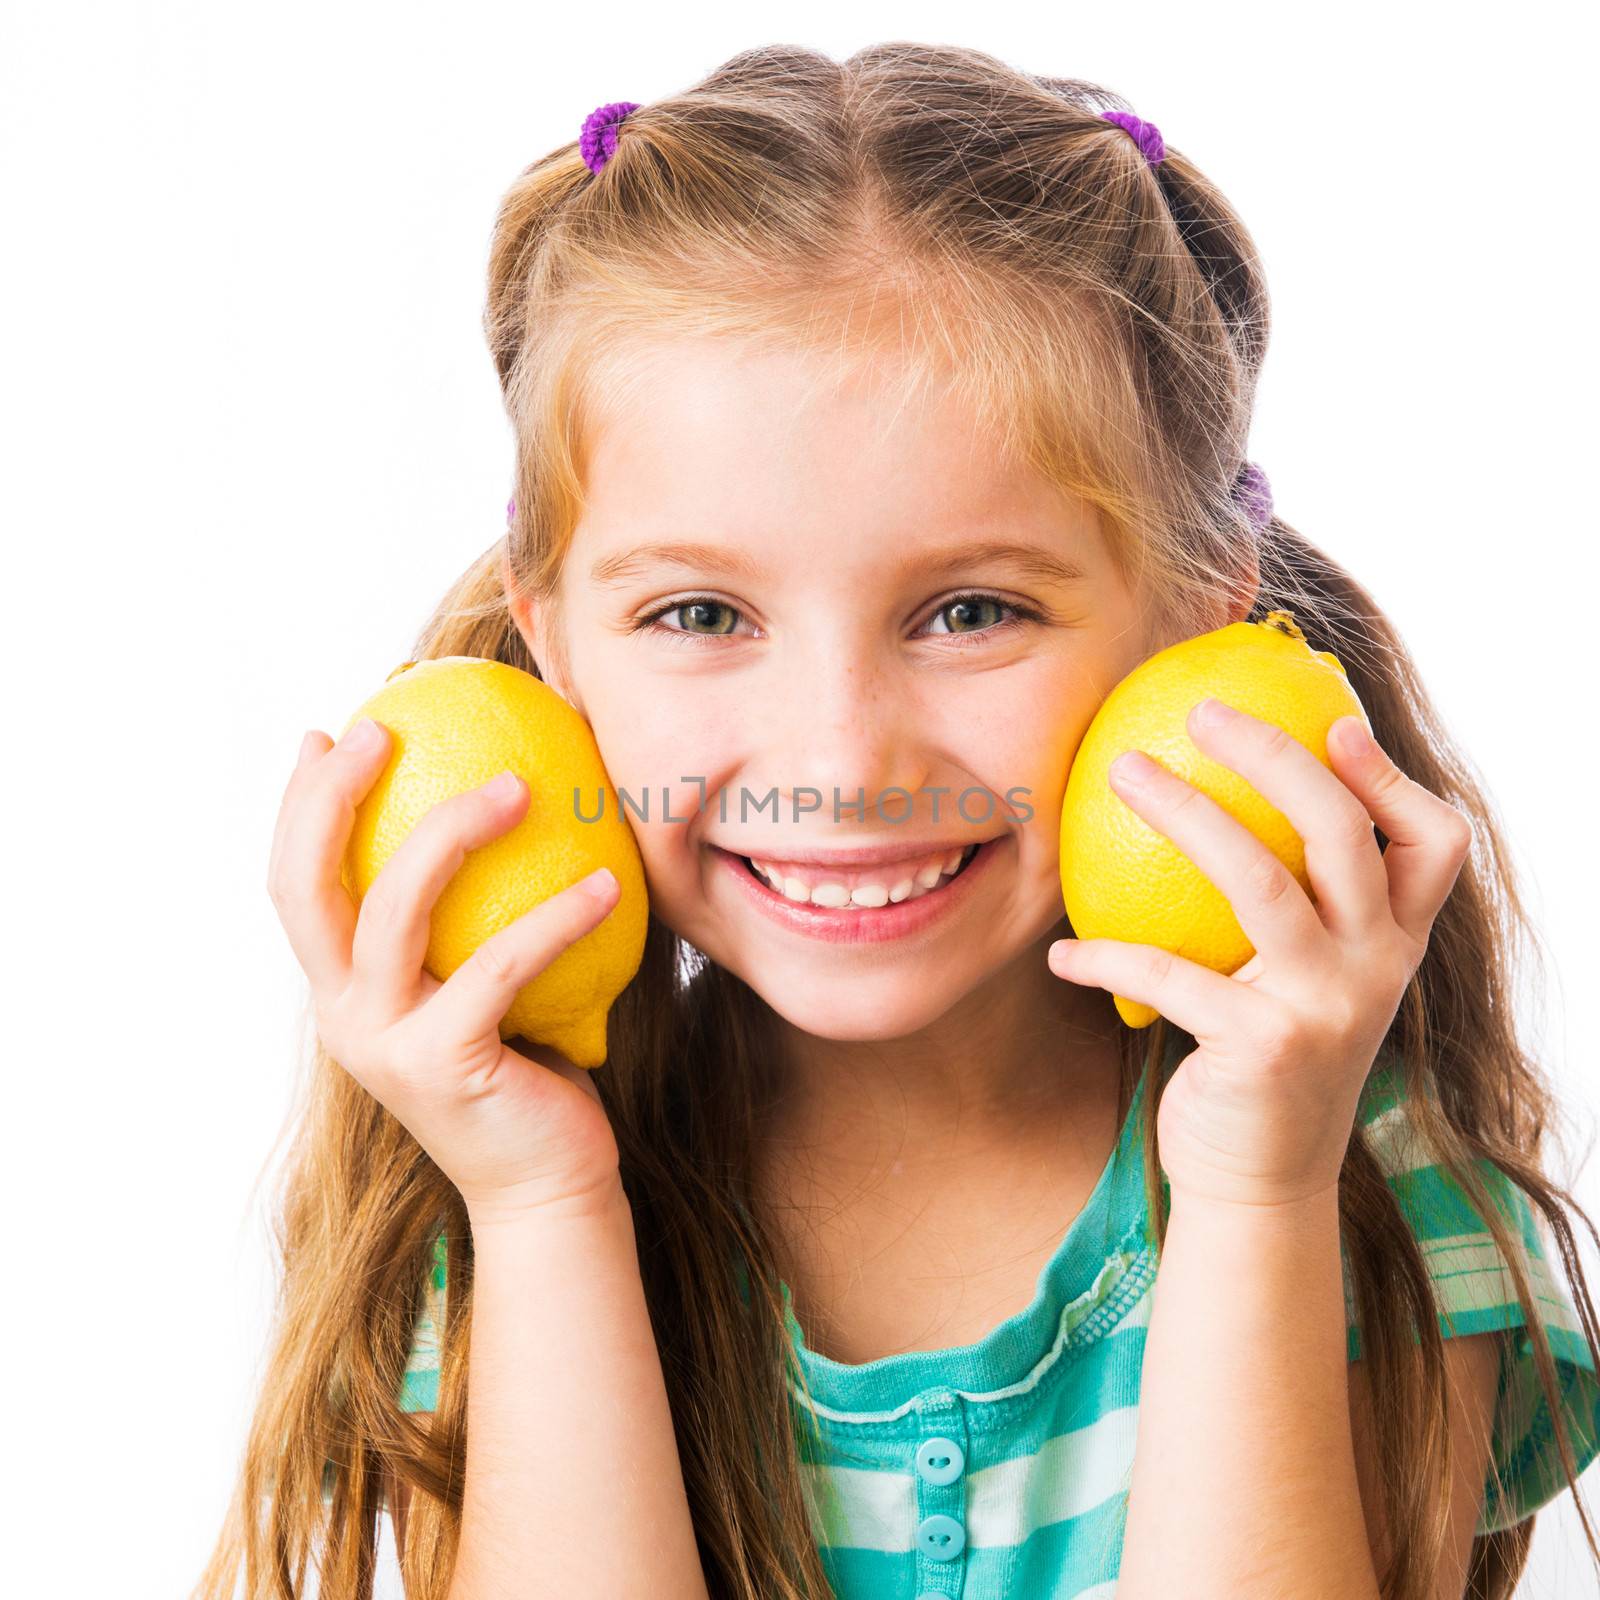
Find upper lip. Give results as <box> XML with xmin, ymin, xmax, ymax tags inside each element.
<box><xmin>711</xmin><ymin>837</ymin><xmax>1001</xmax><ymax>869</ymax></box>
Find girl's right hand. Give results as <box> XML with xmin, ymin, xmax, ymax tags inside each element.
<box><xmin>266</xmin><ymin>716</ymin><xmax>627</xmax><ymax>1225</ymax></box>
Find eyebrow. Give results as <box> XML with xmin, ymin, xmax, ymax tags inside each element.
<box><xmin>589</xmin><ymin>538</ymin><xmax>1091</xmax><ymax>588</ymax></box>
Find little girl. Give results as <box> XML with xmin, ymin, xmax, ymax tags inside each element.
<box><xmin>198</xmin><ymin>42</ymin><xmax>1600</xmax><ymax>1600</ymax></box>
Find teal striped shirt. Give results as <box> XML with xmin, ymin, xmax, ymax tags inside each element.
<box><xmin>396</xmin><ymin>1049</ymin><xmax>1599</xmax><ymax>1594</ymax></box>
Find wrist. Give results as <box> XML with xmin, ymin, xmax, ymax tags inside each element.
<box><xmin>464</xmin><ymin>1170</ymin><xmax>629</xmax><ymax>1235</ymax></box>
<box><xmin>1166</xmin><ymin>1179</ymin><xmax>1342</xmax><ymax>1234</ymax></box>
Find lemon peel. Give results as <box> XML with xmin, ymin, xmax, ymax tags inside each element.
<box><xmin>1059</xmin><ymin>610</ymin><xmax>1369</xmax><ymax>1028</ymax></box>
<box><xmin>338</xmin><ymin>656</ymin><xmax>648</xmax><ymax>1067</ymax></box>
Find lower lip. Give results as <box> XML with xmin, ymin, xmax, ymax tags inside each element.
<box><xmin>710</xmin><ymin>838</ymin><xmax>1005</xmax><ymax>945</ymax></box>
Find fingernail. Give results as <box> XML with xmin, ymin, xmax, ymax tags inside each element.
<box><xmin>1334</xmin><ymin>717</ymin><xmax>1373</xmax><ymax>757</ymax></box>
<box><xmin>1195</xmin><ymin>696</ymin><xmax>1238</xmax><ymax>726</ymax></box>
<box><xmin>1111</xmin><ymin>750</ymin><xmax>1158</xmax><ymax>786</ymax></box>
<box><xmin>297</xmin><ymin>729</ymin><xmax>321</xmax><ymax>764</ymax></box>
<box><xmin>485</xmin><ymin>770</ymin><xmax>522</xmax><ymax>800</ymax></box>
<box><xmin>577</xmin><ymin>866</ymin><xmax>616</xmax><ymax>898</ymax></box>
<box><xmin>343</xmin><ymin>717</ymin><xmax>381</xmax><ymax>752</ymax></box>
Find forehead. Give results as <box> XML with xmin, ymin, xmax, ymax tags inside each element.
<box><xmin>575</xmin><ymin>335</ymin><xmax>1098</xmax><ymax>545</ymax></box>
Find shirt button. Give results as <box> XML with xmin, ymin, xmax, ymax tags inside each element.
<box><xmin>914</xmin><ymin>1435</ymin><xmax>965</xmax><ymax>1486</ymax></box>
<box><xmin>915</xmin><ymin>1512</ymin><xmax>967</xmax><ymax>1560</ymax></box>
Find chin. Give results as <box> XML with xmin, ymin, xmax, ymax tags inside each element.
<box><xmin>746</xmin><ymin>970</ymin><xmax>965</xmax><ymax>1042</ymax></box>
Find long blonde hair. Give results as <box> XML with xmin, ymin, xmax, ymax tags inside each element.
<box><xmin>195</xmin><ymin>42</ymin><xmax>1600</xmax><ymax>1599</ymax></box>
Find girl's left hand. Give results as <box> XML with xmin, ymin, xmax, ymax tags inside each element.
<box><xmin>1048</xmin><ymin>697</ymin><xmax>1475</xmax><ymax>1211</ymax></box>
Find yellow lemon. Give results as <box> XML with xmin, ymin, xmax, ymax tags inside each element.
<box><xmin>1059</xmin><ymin>610</ymin><xmax>1368</xmax><ymax>1029</ymax></box>
<box><xmin>337</xmin><ymin>656</ymin><xmax>648</xmax><ymax>1068</ymax></box>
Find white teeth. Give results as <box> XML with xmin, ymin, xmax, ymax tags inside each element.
<box><xmin>743</xmin><ymin>844</ymin><xmax>980</xmax><ymax>907</ymax></box>
<box><xmin>767</xmin><ymin>871</ymin><xmax>940</xmax><ymax>908</ymax></box>
<box><xmin>808</xmin><ymin>882</ymin><xmax>852</xmax><ymax>908</ymax></box>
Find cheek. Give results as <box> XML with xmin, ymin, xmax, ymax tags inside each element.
<box><xmin>581</xmin><ymin>702</ymin><xmax>734</xmax><ymax>879</ymax></box>
<box><xmin>971</xmin><ymin>695</ymin><xmax>1085</xmax><ymax>819</ymax></box>
<box><xmin>966</xmin><ymin>681</ymin><xmax>1104</xmax><ymax>896</ymax></box>
<box><xmin>584</xmin><ymin>688</ymin><xmax>728</xmax><ymax>794</ymax></box>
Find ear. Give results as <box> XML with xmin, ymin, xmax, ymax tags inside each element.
<box><xmin>501</xmin><ymin>553</ymin><xmax>578</xmax><ymax>708</ymax></box>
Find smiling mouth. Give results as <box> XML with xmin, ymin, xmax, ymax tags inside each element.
<box><xmin>735</xmin><ymin>841</ymin><xmax>985</xmax><ymax>908</ymax></box>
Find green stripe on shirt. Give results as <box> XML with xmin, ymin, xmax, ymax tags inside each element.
<box><xmin>393</xmin><ymin>1042</ymin><xmax>1600</xmax><ymax>1578</ymax></box>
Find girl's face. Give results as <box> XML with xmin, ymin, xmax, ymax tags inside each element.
<box><xmin>508</xmin><ymin>336</ymin><xmax>1163</xmax><ymax>1045</ymax></box>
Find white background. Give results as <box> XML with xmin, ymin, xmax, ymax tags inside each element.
<box><xmin>4</xmin><ymin>3</ymin><xmax>1597</xmax><ymax>1595</ymax></box>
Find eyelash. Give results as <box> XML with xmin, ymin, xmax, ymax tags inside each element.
<box><xmin>629</xmin><ymin>591</ymin><xmax>1046</xmax><ymax>650</ymax></box>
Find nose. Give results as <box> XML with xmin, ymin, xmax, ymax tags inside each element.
<box><xmin>766</xmin><ymin>649</ymin><xmax>929</xmax><ymax>826</ymax></box>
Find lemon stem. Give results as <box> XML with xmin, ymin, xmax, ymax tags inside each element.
<box><xmin>1260</xmin><ymin>609</ymin><xmax>1306</xmax><ymax>644</ymax></box>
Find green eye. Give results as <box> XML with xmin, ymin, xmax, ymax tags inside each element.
<box><xmin>671</xmin><ymin>600</ymin><xmax>738</xmax><ymax>635</ymax></box>
<box><xmin>930</xmin><ymin>596</ymin><xmax>1006</xmax><ymax>634</ymax></box>
<box><xmin>630</xmin><ymin>589</ymin><xmax>1043</xmax><ymax>650</ymax></box>
<box><xmin>633</xmin><ymin>595</ymin><xmax>746</xmax><ymax>643</ymax></box>
<box><xmin>920</xmin><ymin>593</ymin><xmax>1044</xmax><ymax>646</ymax></box>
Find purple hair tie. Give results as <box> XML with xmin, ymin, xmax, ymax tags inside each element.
<box><xmin>1233</xmin><ymin>461</ymin><xmax>1274</xmax><ymax>534</ymax></box>
<box><xmin>506</xmin><ymin>496</ymin><xmax>516</xmax><ymax>522</ymax></box>
<box><xmin>579</xmin><ymin>100</ymin><xmax>641</xmax><ymax>174</ymax></box>
<box><xmin>1099</xmin><ymin>109</ymin><xmax>1165</xmax><ymax>167</ymax></box>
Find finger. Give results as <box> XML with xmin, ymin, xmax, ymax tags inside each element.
<box><xmin>1185</xmin><ymin>698</ymin><xmax>1392</xmax><ymax>939</ymax></box>
<box><xmin>267</xmin><ymin>730</ymin><xmax>331</xmax><ymax>876</ymax></box>
<box><xmin>1048</xmin><ymin>934</ymin><xmax>1259</xmax><ymax>1042</ymax></box>
<box><xmin>350</xmin><ymin>770</ymin><xmax>532</xmax><ymax>1017</ymax></box>
<box><xmin>266</xmin><ymin>717</ymin><xmax>392</xmax><ymax>995</ymax></box>
<box><xmin>1106</xmin><ymin>743</ymin><xmax>1330</xmax><ymax>972</ymax></box>
<box><xmin>422</xmin><ymin>868</ymin><xmax>621</xmax><ymax>1049</ymax></box>
<box><xmin>514</xmin><ymin>1036</ymin><xmax>606</xmax><ymax>1100</ymax></box>
<box><xmin>1325</xmin><ymin>716</ymin><xmax>1475</xmax><ymax>944</ymax></box>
